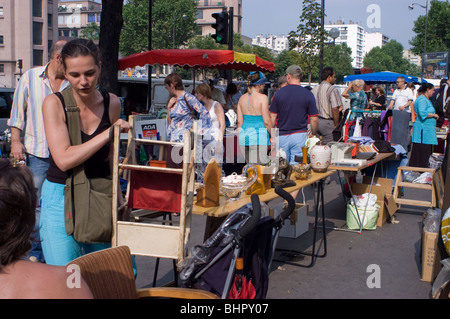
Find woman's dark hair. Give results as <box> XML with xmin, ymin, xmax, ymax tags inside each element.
<box><xmin>417</xmin><ymin>83</ymin><xmax>434</xmax><ymax>94</ymax></box>
<box><xmin>164</xmin><ymin>73</ymin><xmax>184</xmax><ymax>91</ymax></box>
<box><xmin>60</xmin><ymin>38</ymin><xmax>102</xmax><ymax>69</ymax></box>
<box><xmin>0</xmin><ymin>159</ymin><xmax>37</xmax><ymax>270</ymax></box>
<box><xmin>226</xmin><ymin>83</ymin><xmax>237</xmax><ymax>95</ymax></box>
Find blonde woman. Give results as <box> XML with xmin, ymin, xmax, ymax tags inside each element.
<box><xmin>342</xmin><ymin>79</ymin><xmax>368</xmax><ymax>111</ymax></box>
<box><xmin>195</xmin><ymin>83</ymin><xmax>225</xmax><ymax>163</ymax></box>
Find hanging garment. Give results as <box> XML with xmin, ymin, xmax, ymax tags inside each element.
<box><xmin>390</xmin><ymin>110</ymin><xmax>411</xmax><ymax>150</ymax></box>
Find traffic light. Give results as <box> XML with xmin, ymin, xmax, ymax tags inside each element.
<box><xmin>17</xmin><ymin>59</ymin><xmax>22</xmax><ymax>69</ymax></box>
<box><xmin>211</xmin><ymin>12</ymin><xmax>228</xmax><ymax>44</ymax></box>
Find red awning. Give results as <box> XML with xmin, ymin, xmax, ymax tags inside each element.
<box><xmin>118</xmin><ymin>49</ymin><xmax>275</xmax><ymax>73</ymax></box>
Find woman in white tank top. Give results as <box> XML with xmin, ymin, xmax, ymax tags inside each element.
<box><xmin>195</xmin><ymin>84</ymin><xmax>226</xmax><ymax>163</ymax></box>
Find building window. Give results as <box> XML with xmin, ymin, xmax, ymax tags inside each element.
<box><xmin>33</xmin><ymin>50</ymin><xmax>43</xmax><ymax>66</ymax></box>
<box><xmin>0</xmin><ymin>64</ymin><xmax>4</xmax><ymax>73</ymax></box>
<box><xmin>0</xmin><ymin>7</ymin><xmax>4</xmax><ymax>18</ymax></box>
<box><xmin>88</xmin><ymin>13</ymin><xmax>95</xmax><ymax>23</ymax></box>
<box><xmin>33</xmin><ymin>22</ymin><xmax>43</xmax><ymax>45</ymax></box>
<box><xmin>0</xmin><ymin>35</ymin><xmax>3</xmax><ymax>44</ymax></box>
<box><xmin>96</xmin><ymin>13</ymin><xmax>101</xmax><ymax>23</ymax></box>
<box><xmin>33</xmin><ymin>0</ymin><xmax>42</xmax><ymax>18</ymax></box>
<box><xmin>48</xmin><ymin>14</ymin><xmax>52</xmax><ymax>28</ymax></box>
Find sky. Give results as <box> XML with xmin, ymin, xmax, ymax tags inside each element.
<box><xmin>241</xmin><ymin>0</ymin><xmax>434</xmax><ymax>50</ymax></box>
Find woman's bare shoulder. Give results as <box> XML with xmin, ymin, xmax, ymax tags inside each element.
<box><xmin>0</xmin><ymin>261</ymin><xmax>93</xmax><ymax>299</ymax></box>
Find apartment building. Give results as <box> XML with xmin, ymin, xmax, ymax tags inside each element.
<box><xmin>0</xmin><ymin>0</ymin><xmax>59</xmax><ymax>88</ymax></box>
<box><xmin>195</xmin><ymin>0</ymin><xmax>242</xmax><ymax>37</ymax></box>
<box><xmin>57</xmin><ymin>0</ymin><xmax>101</xmax><ymax>39</ymax></box>
<box><xmin>364</xmin><ymin>31</ymin><xmax>390</xmax><ymax>56</ymax></box>
<box><xmin>252</xmin><ymin>34</ymin><xmax>289</xmax><ymax>54</ymax></box>
<box><xmin>325</xmin><ymin>21</ymin><xmax>366</xmax><ymax>69</ymax></box>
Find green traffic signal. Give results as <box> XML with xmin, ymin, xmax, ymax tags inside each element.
<box><xmin>211</xmin><ymin>12</ymin><xmax>228</xmax><ymax>44</ymax></box>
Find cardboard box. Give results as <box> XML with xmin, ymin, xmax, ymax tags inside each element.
<box><xmin>351</xmin><ymin>177</ymin><xmax>398</xmax><ymax>227</ymax></box>
<box><xmin>421</xmin><ymin>231</ymin><xmax>440</xmax><ymax>282</ymax></box>
<box><xmin>270</xmin><ymin>203</ymin><xmax>309</xmax><ymax>238</ymax></box>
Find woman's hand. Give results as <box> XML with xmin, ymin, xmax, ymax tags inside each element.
<box><xmin>113</xmin><ymin>119</ymin><xmax>130</xmax><ymax>133</ymax></box>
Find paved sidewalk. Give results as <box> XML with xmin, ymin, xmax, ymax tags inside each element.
<box><xmin>134</xmin><ymin>172</ymin><xmax>437</xmax><ymax>299</ymax></box>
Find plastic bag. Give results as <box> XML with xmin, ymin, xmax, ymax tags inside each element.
<box><xmin>352</xmin><ymin>117</ymin><xmax>362</xmax><ymax>138</ymax></box>
<box><xmin>350</xmin><ymin>193</ymin><xmax>377</xmax><ymax>207</ymax></box>
<box><xmin>413</xmin><ymin>172</ymin><xmax>433</xmax><ymax>184</ymax></box>
<box><xmin>403</xmin><ymin>170</ymin><xmax>420</xmax><ymax>183</ymax></box>
<box><xmin>432</xmin><ymin>259</ymin><xmax>450</xmax><ymax>299</ymax></box>
<box><xmin>346</xmin><ymin>203</ymin><xmax>380</xmax><ymax>230</ymax></box>
<box><xmin>424</xmin><ymin>208</ymin><xmax>442</xmax><ymax>233</ymax></box>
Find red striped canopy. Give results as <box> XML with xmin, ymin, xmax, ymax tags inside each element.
<box><xmin>118</xmin><ymin>49</ymin><xmax>275</xmax><ymax>73</ymax></box>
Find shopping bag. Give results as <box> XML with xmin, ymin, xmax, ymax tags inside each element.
<box><xmin>346</xmin><ymin>203</ymin><xmax>380</xmax><ymax>230</ymax></box>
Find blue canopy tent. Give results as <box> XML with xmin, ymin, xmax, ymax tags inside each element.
<box><xmin>343</xmin><ymin>71</ymin><xmax>428</xmax><ymax>84</ymax></box>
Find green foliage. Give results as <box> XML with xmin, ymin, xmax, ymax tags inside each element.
<box><xmin>363</xmin><ymin>40</ymin><xmax>420</xmax><ymax>76</ymax></box>
<box><xmin>80</xmin><ymin>22</ymin><xmax>100</xmax><ymax>41</ymax></box>
<box><xmin>120</xmin><ymin>0</ymin><xmax>198</xmax><ymax>56</ymax></box>
<box><xmin>288</xmin><ymin>0</ymin><xmax>328</xmax><ymax>83</ymax></box>
<box><xmin>409</xmin><ymin>0</ymin><xmax>450</xmax><ymax>55</ymax></box>
<box><xmin>322</xmin><ymin>43</ymin><xmax>353</xmax><ymax>83</ymax></box>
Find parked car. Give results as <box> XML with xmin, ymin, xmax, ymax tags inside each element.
<box><xmin>118</xmin><ymin>76</ymin><xmax>196</xmax><ymax>117</ymax></box>
<box><xmin>0</xmin><ymin>88</ymin><xmax>14</xmax><ymax>157</ymax></box>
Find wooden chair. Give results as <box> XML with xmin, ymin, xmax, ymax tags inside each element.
<box><xmin>67</xmin><ymin>246</ymin><xmax>218</xmax><ymax>299</ymax></box>
<box><xmin>111</xmin><ymin>115</ymin><xmax>197</xmax><ymax>284</ymax></box>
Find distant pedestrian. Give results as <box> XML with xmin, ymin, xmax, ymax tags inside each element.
<box><xmin>224</xmin><ymin>82</ymin><xmax>242</xmax><ymax>112</ymax></box>
<box><xmin>269</xmin><ymin>65</ymin><xmax>319</xmax><ymax>164</ymax></box>
<box><xmin>208</xmin><ymin>79</ymin><xmax>226</xmax><ymax>106</ymax></box>
<box><xmin>342</xmin><ymin>79</ymin><xmax>368</xmax><ymax>112</ymax></box>
<box><xmin>237</xmin><ymin>71</ymin><xmax>273</xmax><ymax>165</ymax></box>
<box><xmin>7</xmin><ymin>40</ymin><xmax>69</xmax><ymax>263</ymax></box>
<box><xmin>165</xmin><ymin>73</ymin><xmax>212</xmax><ymax>168</ymax></box>
<box><xmin>369</xmin><ymin>86</ymin><xmax>386</xmax><ymax>110</ymax></box>
<box><xmin>409</xmin><ymin>83</ymin><xmax>438</xmax><ymax>168</ymax></box>
<box><xmin>433</xmin><ymin>76</ymin><xmax>450</xmax><ymax>123</ymax></box>
<box><xmin>195</xmin><ymin>83</ymin><xmax>225</xmax><ymax>164</ymax></box>
<box><xmin>387</xmin><ymin>76</ymin><xmax>414</xmax><ymax>112</ymax></box>
<box><xmin>311</xmin><ymin>67</ymin><xmax>343</xmax><ymax>145</ymax></box>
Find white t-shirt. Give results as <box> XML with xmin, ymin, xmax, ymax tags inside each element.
<box><xmin>392</xmin><ymin>88</ymin><xmax>414</xmax><ymax>112</ymax></box>
<box><xmin>208</xmin><ymin>101</ymin><xmax>220</xmax><ymax>142</ymax></box>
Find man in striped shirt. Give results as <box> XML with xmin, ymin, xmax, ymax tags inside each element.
<box><xmin>8</xmin><ymin>40</ymin><xmax>68</xmax><ymax>262</ymax></box>
<box><xmin>311</xmin><ymin>67</ymin><xmax>343</xmax><ymax>145</ymax></box>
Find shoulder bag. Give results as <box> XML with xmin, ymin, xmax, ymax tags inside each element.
<box><xmin>57</xmin><ymin>88</ymin><xmax>113</xmax><ymax>244</ymax></box>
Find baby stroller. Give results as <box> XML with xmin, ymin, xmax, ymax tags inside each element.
<box><xmin>179</xmin><ymin>187</ymin><xmax>296</xmax><ymax>299</ymax></box>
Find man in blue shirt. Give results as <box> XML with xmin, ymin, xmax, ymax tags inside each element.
<box><xmin>270</xmin><ymin>65</ymin><xmax>319</xmax><ymax>164</ymax></box>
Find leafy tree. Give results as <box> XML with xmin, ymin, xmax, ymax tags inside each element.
<box><xmin>120</xmin><ymin>0</ymin><xmax>198</xmax><ymax>56</ymax></box>
<box><xmin>288</xmin><ymin>0</ymin><xmax>328</xmax><ymax>84</ymax></box>
<box><xmin>363</xmin><ymin>40</ymin><xmax>419</xmax><ymax>76</ymax></box>
<box><xmin>274</xmin><ymin>50</ymin><xmax>306</xmax><ymax>80</ymax></box>
<box><xmin>409</xmin><ymin>0</ymin><xmax>450</xmax><ymax>55</ymax></box>
<box><xmin>362</xmin><ymin>46</ymin><xmax>393</xmax><ymax>72</ymax></box>
<box><xmin>80</xmin><ymin>22</ymin><xmax>100</xmax><ymax>41</ymax></box>
<box><xmin>322</xmin><ymin>43</ymin><xmax>353</xmax><ymax>84</ymax></box>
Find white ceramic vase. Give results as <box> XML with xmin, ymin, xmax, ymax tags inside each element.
<box><xmin>310</xmin><ymin>144</ymin><xmax>331</xmax><ymax>172</ymax></box>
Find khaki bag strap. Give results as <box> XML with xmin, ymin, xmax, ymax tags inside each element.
<box><xmin>55</xmin><ymin>87</ymin><xmax>86</xmax><ymax>184</ymax></box>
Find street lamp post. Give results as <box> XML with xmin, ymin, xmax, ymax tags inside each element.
<box><xmin>409</xmin><ymin>0</ymin><xmax>429</xmax><ymax>54</ymax></box>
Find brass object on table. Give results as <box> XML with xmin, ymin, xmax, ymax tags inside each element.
<box><xmin>271</xmin><ymin>156</ymin><xmax>295</xmax><ymax>188</ymax></box>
